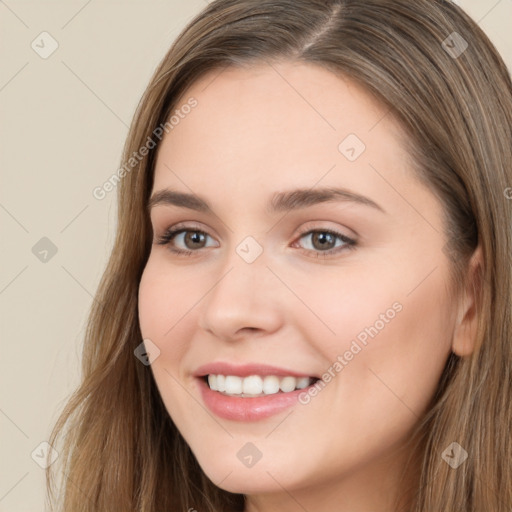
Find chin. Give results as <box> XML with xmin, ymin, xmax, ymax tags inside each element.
<box><xmin>195</xmin><ymin>451</ymin><xmax>308</xmax><ymax>494</ymax></box>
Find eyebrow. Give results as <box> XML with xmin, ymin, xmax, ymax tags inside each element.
<box><xmin>147</xmin><ymin>187</ymin><xmax>386</xmax><ymax>215</ymax></box>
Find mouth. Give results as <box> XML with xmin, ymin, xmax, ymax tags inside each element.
<box><xmin>200</xmin><ymin>374</ymin><xmax>320</xmax><ymax>397</ymax></box>
<box><xmin>193</xmin><ymin>361</ymin><xmax>322</xmax><ymax>421</ymax></box>
<box><xmin>196</xmin><ymin>374</ymin><xmax>321</xmax><ymax>421</ymax></box>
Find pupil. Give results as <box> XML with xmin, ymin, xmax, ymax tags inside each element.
<box><xmin>314</xmin><ymin>232</ymin><xmax>334</xmax><ymax>250</ymax></box>
<box><xmin>187</xmin><ymin>231</ymin><xmax>204</xmax><ymax>248</ymax></box>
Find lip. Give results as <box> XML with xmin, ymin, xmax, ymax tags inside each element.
<box><xmin>193</xmin><ymin>362</ymin><xmax>320</xmax><ymax>422</ymax></box>
<box><xmin>193</xmin><ymin>361</ymin><xmax>318</xmax><ymax>379</ymax></box>
<box><xmin>196</xmin><ymin>376</ymin><xmax>318</xmax><ymax>422</ymax></box>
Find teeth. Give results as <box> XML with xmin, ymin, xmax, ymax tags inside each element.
<box><xmin>280</xmin><ymin>376</ymin><xmax>296</xmax><ymax>393</ymax></box>
<box><xmin>217</xmin><ymin>374</ymin><xmax>226</xmax><ymax>392</ymax></box>
<box><xmin>296</xmin><ymin>377</ymin><xmax>310</xmax><ymax>389</ymax></box>
<box><xmin>242</xmin><ymin>375</ymin><xmax>263</xmax><ymax>395</ymax></box>
<box><xmin>206</xmin><ymin>374</ymin><xmax>315</xmax><ymax>396</ymax></box>
<box><xmin>262</xmin><ymin>375</ymin><xmax>280</xmax><ymax>394</ymax></box>
<box><xmin>225</xmin><ymin>375</ymin><xmax>243</xmax><ymax>394</ymax></box>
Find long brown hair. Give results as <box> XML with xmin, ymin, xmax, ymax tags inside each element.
<box><xmin>46</xmin><ymin>1</ymin><xmax>512</xmax><ymax>510</ymax></box>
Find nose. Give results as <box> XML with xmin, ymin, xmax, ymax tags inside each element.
<box><xmin>197</xmin><ymin>248</ymin><xmax>284</xmax><ymax>342</ymax></box>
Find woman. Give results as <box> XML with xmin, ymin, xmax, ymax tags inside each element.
<box><xmin>46</xmin><ymin>0</ymin><xmax>512</xmax><ymax>510</ymax></box>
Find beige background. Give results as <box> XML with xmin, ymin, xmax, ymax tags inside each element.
<box><xmin>1</xmin><ymin>1</ymin><xmax>511</xmax><ymax>510</ymax></box>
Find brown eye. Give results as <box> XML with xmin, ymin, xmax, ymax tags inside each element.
<box><xmin>182</xmin><ymin>231</ymin><xmax>207</xmax><ymax>249</ymax></box>
<box><xmin>310</xmin><ymin>231</ymin><xmax>337</xmax><ymax>251</ymax></box>
<box><xmin>295</xmin><ymin>229</ymin><xmax>356</xmax><ymax>258</ymax></box>
<box><xmin>156</xmin><ymin>227</ymin><xmax>217</xmax><ymax>255</ymax></box>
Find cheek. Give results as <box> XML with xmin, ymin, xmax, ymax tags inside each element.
<box><xmin>373</xmin><ymin>276</ymin><xmax>454</xmax><ymax>412</ymax></box>
<box><xmin>312</xmin><ymin>252</ymin><xmax>454</xmax><ymax>369</ymax></box>
<box><xmin>138</xmin><ymin>259</ymin><xmax>202</xmax><ymax>427</ymax></box>
<box><xmin>138</xmin><ymin>258</ymin><xmax>197</xmax><ymax>367</ymax></box>
<box><xmin>288</xmin><ymin>262</ymin><xmax>408</xmax><ymax>362</ymax></box>
<box><xmin>272</xmin><ymin>268</ymin><xmax>454</xmax><ymax>485</ymax></box>
<box><xmin>321</xmin><ymin>266</ymin><xmax>454</xmax><ymax>421</ymax></box>
<box><xmin>295</xmin><ymin>258</ymin><xmax>454</xmax><ymax>430</ymax></box>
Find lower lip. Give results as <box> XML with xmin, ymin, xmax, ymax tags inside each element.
<box><xmin>196</xmin><ymin>377</ymin><xmax>314</xmax><ymax>421</ymax></box>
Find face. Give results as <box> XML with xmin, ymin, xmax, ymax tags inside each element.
<box><xmin>138</xmin><ymin>61</ymin><xmax>458</xmax><ymax>504</ymax></box>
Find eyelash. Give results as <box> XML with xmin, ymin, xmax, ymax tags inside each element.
<box><xmin>155</xmin><ymin>223</ymin><xmax>357</xmax><ymax>259</ymax></box>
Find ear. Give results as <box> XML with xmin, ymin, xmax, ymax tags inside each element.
<box><xmin>451</xmin><ymin>245</ymin><xmax>484</xmax><ymax>357</ymax></box>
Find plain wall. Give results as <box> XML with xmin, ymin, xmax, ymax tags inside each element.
<box><xmin>1</xmin><ymin>1</ymin><xmax>511</xmax><ymax>510</ymax></box>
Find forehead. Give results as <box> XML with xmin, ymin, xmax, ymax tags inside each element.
<box><xmin>153</xmin><ymin>61</ymin><xmax>412</xmax><ymax>203</ymax></box>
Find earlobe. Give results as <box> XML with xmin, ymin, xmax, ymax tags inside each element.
<box><xmin>451</xmin><ymin>245</ymin><xmax>484</xmax><ymax>357</ymax></box>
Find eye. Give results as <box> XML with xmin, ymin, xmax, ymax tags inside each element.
<box><xmin>155</xmin><ymin>224</ymin><xmax>357</xmax><ymax>258</ymax></box>
<box><xmin>155</xmin><ymin>224</ymin><xmax>218</xmax><ymax>256</ymax></box>
<box><xmin>293</xmin><ymin>228</ymin><xmax>356</xmax><ymax>258</ymax></box>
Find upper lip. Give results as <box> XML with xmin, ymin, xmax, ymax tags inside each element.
<box><xmin>193</xmin><ymin>361</ymin><xmax>319</xmax><ymax>379</ymax></box>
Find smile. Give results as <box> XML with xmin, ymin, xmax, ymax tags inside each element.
<box><xmin>193</xmin><ymin>361</ymin><xmax>321</xmax><ymax>421</ymax></box>
<box><xmin>206</xmin><ymin>374</ymin><xmax>317</xmax><ymax>396</ymax></box>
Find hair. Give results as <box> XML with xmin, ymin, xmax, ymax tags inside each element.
<box><xmin>46</xmin><ymin>0</ymin><xmax>512</xmax><ymax>510</ymax></box>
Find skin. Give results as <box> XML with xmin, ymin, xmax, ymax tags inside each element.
<box><xmin>138</xmin><ymin>61</ymin><xmax>481</xmax><ymax>512</ymax></box>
